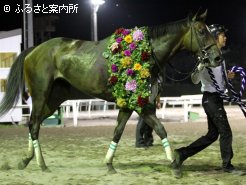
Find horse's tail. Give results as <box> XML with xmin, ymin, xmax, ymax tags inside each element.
<box><xmin>0</xmin><ymin>47</ymin><xmax>34</xmax><ymax>117</ymax></box>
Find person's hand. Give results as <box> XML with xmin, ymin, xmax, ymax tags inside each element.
<box><xmin>228</xmin><ymin>70</ymin><xmax>235</xmax><ymax>79</ymax></box>
<box><xmin>197</xmin><ymin>63</ymin><xmax>206</xmax><ymax>71</ymax></box>
<box><xmin>156</xmin><ymin>102</ymin><xmax>161</xmax><ymax>109</ymax></box>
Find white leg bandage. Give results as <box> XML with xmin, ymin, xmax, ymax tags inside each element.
<box><xmin>33</xmin><ymin>140</ymin><xmax>42</xmax><ymax>166</ymax></box>
<box><xmin>28</xmin><ymin>133</ymin><xmax>34</xmax><ymax>153</ymax></box>
<box><xmin>162</xmin><ymin>138</ymin><xmax>173</xmax><ymax>162</ymax></box>
<box><xmin>105</xmin><ymin>141</ymin><xmax>118</xmax><ymax>164</ymax></box>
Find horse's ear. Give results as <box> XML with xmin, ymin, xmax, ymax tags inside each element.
<box><xmin>191</xmin><ymin>12</ymin><xmax>199</xmax><ymax>22</ymax></box>
<box><xmin>192</xmin><ymin>9</ymin><xmax>207</xmax><ymax>22</ymax></box>
<box><xmin>198</xmin><ymin>9</ymin><xmax>207</xmax><ymax>22</ymax></box>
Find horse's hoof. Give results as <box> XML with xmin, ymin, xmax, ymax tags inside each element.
<box><xmin>42</xmin><ymin>167</ymin><xmax>51</xmax><ymax>172</ymax></box>
<box><xmin>40</xmin><ymin>165</ymin><xmax>50</xmax><ymax>172</ymax></box>
<box><xmin>18</xmin><ymin>161</ymin><xmax>27</xmax><ymax>170</ymax></box>
<box><xmin>171</xmin><ymin>160</ymin><xmax>182</xmax><ymax>179</ymax></box>
<box><xmin>106</xmin><ymin>163</ymin><xmax>117</xmax><ymax>174</ymax></box>
<box><xmin>172</xmin><ymin>167</ymin><xmax>182</xmax><ymax>179</ymax></box>
<box><xmin>108</xmin><ymin>168</ymin><xmax>117</xmax><ymax>174</ymax></box>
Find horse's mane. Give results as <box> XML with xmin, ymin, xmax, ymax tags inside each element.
<box><xmin>149</xmin><ymin>17</ymin><xmax>189</xmax><ymax>39</ymax></box>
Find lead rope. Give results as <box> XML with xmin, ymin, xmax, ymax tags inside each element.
<box><xmin>230</xmin><ymin>66</ymin><xmax>246</xmax><ymax>97</ymax></box>
<box><xmin>206</xmin><ymin>65</ymin><xmax>246</xmax><ymax>117</ymax></box>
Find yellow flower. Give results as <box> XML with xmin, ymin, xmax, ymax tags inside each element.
<box><xmin>134</xmin><ymin>63</ymin><xmax>142</xmax><ymax>70</ymax></box>
<box><xmin>124</xmin><ymin>35</ymin><xmax>133</xmax><ymax>43</ymax></box>
<box><xmin>140</xmin><ymin>68</ymin><xmax>150</xmax><ymax>78</ymax></box>
<box><xmin>117</xmin><ymin>98</ymin><xmax>127</xmax><ymax>107</ymax></box>
<box><xmin>121</xmin><ymin>57</ymin><xmax>132</xmax><ymax>68</ymax></box>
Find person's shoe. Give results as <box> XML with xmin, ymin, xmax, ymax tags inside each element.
<box><xmin>171</xmin><ymin>150</ymin><xmax>183</xmax><ymax>178</ymax></box>
<box><xmin>145</xmin><ymin>142</ymin><xmax>153</xmax><ymax>147</ymax></box>
<box><xmin>223</xmin><ymin>166</ymin><xmax>246</xmax><ymax>176</ymax></box>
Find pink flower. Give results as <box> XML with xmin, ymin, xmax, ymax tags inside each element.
<box><xmin>129</xmin><ymin>42</ymin><xmax>136</xmax><ymax>51</ymax></box>
<box><xmin>133</xmin><ymin>29</ymin><xmax>144</xmax><ymax>41</ymax></box>
<box><xmin>116</xmin><ymin>37</ymin><xmax>123</xmax><ymax>43</ymax></box>
<box><xmin>124</xmin><ymin>50</ymin><xmax>131</xmax><ymax>56</ymax></box>
<box><xmin>122</xmin><ymin>29</ymin><xmax>130</xmax><ymax>36</ymax></box>
<box><xmin>125</xmin><ymin>80</ymin><xmax>137</xmax><ymax>92</ymax></box>
<box><xmin>111</xmin><ymin>64</ymin><xmax>118</xmax><ymax>72</ymax></box>
<box><xmin>126</xmin><ymin>69</ymin><xmax>134</xmax><ymax>76</ymax></box>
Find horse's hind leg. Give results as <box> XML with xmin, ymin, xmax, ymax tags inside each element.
<box><xmin>19</xmin><ymin>79</ymin><xmax>72</xmax><ymax>171</ymax></box>
<box><xmin>19</xmin><ymin>93</ymin><xmax>60</xmax><ymax>171</ymax></box>
<box><xmin>105</xmin><ymin>108</ymin><xmax>133</xmax><ymax>173</ymax></box>
<box><xmin>18</xmin><ymin>113</ymin><xmax>35</xmax><ymax>170</ymax></box>
<box><xmin>18</xmin><ymin>105</ymin><xmax>51</xmax><ymax>171</ymax></box>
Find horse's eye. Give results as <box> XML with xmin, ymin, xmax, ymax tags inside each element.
<box><xmin>199</xmin><ymin>29</ymin><xmax>205</xmax><ymax>35</ymax></box>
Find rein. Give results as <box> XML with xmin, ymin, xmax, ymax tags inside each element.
<box><xmin>207</xmin><ymin>65</ymin><xmax>246</xmax><ymax>117</ymax></box>
<box><xmin>165</xmin><ymin>62</ymin><xmax>198</xmax><ymax>82</ymax></box>
<box><xmin>151</xmin><ymin>19</ymin><xmax>208</xmax><ymax>83</ymax></box>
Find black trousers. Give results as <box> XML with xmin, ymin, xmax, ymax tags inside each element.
<box><xmin>136</xmin><ymin>117</ymin><xmax>154</xmax><ymax>146</ymax></box>
<box><xmin>177</xmin><ymin>92</ymin><xmax>233</xmax><ymax>169</ymax></box>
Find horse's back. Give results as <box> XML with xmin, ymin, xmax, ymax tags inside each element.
<box><xmin>24</xmin><ymin>36</ymin><xmax>113</xmax><ymax>100</ymax></box>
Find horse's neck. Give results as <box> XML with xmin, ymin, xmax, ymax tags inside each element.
<box><xmin>151</xmin><ymin>34</ymin><xmax>183</xmax><ymax>64</ymax></box>
<box><xmin>149</xmin><ymin>20</ymin><xmax>189</xmax><ymax>66</ymax></box>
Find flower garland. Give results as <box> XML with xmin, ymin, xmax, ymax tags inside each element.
<box><xmin>103</xmin><ymin>27</ymin><xmax>152</xmax><ymax>113</ymax></box>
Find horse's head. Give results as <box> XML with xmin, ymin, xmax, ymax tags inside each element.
<box><xmin>182</xmin><ymin>10</ymin><xmax>222</xmax><ymax>67</ymax></box>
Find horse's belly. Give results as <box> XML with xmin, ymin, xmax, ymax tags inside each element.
<box><xmin>57</xmin><ymin>63</ymin><xmax>110</xmax><ymax>97</ymax></box>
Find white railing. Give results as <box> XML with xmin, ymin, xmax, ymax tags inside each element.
<box><xmin>62</xmin><ymin>95</ymin><xmax>204</xmax><ymax>126</ymax></box>
<box><xmin>60</xmin><ymin>99</ymin><xmax>117</xmax><ymax>127</ymax></box>
<box><xmin>159</xmin><ymin>94</ymin><xmax>203</xmax><ymax>122</ymax></box>
<box><xmin>9</xmin><ymin>96</ymin><xmax>203</xmax><ymax>126</ymax></box>
<box><xmin>13</xmin><ymin>94</ymin><xmax>241</xmax><ymax>126</ymax></box>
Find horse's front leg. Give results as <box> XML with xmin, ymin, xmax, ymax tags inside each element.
<box><xmin>142</xmin><ymin>113</ymin><xmax>182</xmax><ymax>178</ymax></box>
<box><xmin>142</xmin><ymin>113</ymin><xmax>173</xmax><ymax>161</ymax></box>
<box><xmin>105</xmin><ymin>108</ymin><xmax>133</xmax><ymax>173</ymax></box>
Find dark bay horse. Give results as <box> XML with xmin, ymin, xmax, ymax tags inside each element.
<box><xmin>0</xmin><ymin>11</ymin><xmax>221</xmax><ymax>177</ymax></box>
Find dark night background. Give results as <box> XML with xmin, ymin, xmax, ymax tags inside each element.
<box><xmin>1</xmin><ymin>0</ymin><xmax>246</xmax><ymax>43</ymax></box>
<box><xmin>1</xmin><ymin>0</ymin><xmax>246</xmax><ymax>95</ymax></box>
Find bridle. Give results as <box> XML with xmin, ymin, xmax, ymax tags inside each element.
<box><xmin>166</xmin><ymin>20</ymin><xmax>219</xmax><ymax>82</ymax></box>
<box><xmin>152</xmin><ymin>19</ymin><xmax>219</xmax><ymax>82</ymax></box>
<box><xmin>189</xmin><ymin>20</ymin><xmax>218</xmax><ymax>66</ymax></box>
<box><xmin>155</xmin><ymin>19</ymin><xmax>217</xmax><ymax>82</ymax></box>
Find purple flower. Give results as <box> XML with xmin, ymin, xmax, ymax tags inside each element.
<box><xmin>129</xmin><ymin>42</ymin><xmax>136</xmax><ymax>51</ymax></box>
<box><xmin>116</xmin><ymin>37</ymin><xmax>123</xmax><ymax>43</ymax></box>
<box><xmin>111</xmin><ymin>64</ymin><xmax>118</xmax><ymax>72</ymax></box>
<box><xmin>126</xmin><ymin>69</ymin><xmax>134</xmax><ymax>76</ymax></box>
<box><xmin>133</xmin><ymin>29</ymin><xmax>144</xmax><ymax>41</ymax></box>
<box><xmin>124</xmin><ymin>50</ymin><xmax>131</xmax><ymax>56</ymax></box>
<box><xmin>125</xmin><ymin>80</ymin><xmax>137</xmax><ymax>92</ymax></box>
<box><xmin>122</xmin><ymin>29</ymin><xmax>130</xmax><ymax>36</ymax></box>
